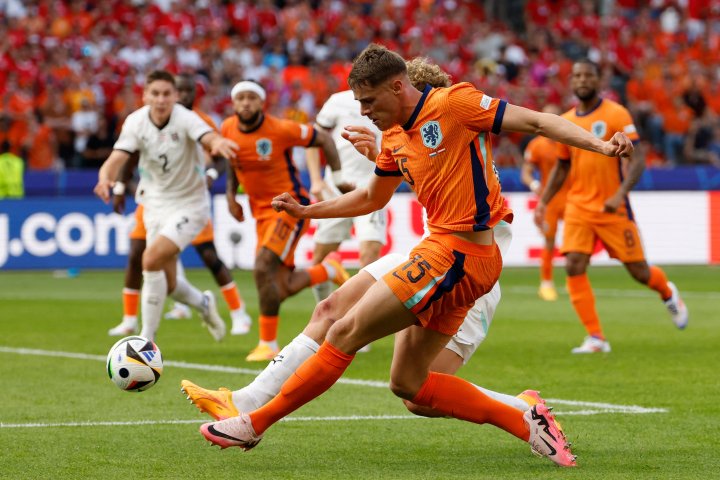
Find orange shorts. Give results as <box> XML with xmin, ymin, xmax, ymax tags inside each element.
<box><xmin>382</xmin><ymin>234</ymin><xmax>502</xmax><ymax>336</ymax></box>
<box><xmin>129</xmin><ymin>205</ymin><xmax>214</xmax><ymax>245</ymax></box>
<box><xmin>540</xmin><ymin>200</ymin><xmax>565</xmax><ymax>239</ymax></box>
<box><xmin>561</xmin><ymin>209</ymin><xmax>646</xmax><ymax>263</ymax></box>
<box><xmin>255</xmin><ymin>210</ymin><xmax>309</xmax><ymax>267</ymax></box>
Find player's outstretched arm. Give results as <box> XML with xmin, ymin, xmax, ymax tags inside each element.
<box><xmin>520</xmin><ymin>161</ymin><xmax>540</xmax><ymax>194</ymax></box>
<box><xmin>272</xmin><ymin>174</ymin><xmax>402</xmax><ymax>219</ymax></box>
<box><xmin>201</xmin><ymin>132</ymin><xmax>239</xmax><ymax>161</ymax></box>
<box><xmin>305</xmin><ymin>147</ymin><xmax>329</xmax><ymax>201</ymax></box>
<box><xmin>312</xmin><ymin>128</ymin><xmax>354</xmax><ymax>193</ymax></box>
<box><xmin>342</xmin><ymin>125</ymin><xmax>379</xmax><ymax>161</ymax></box>
<box><xmin>501</xmin><ymin>104</ymin><xmax>634</xmax><ymax>158</ymax></box>
<box><xmin>95</xmin><ymin>149</ymin><xmax>131</xmax><ymax>203</ymax></box>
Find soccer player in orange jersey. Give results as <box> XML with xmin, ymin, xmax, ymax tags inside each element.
<box><xmin>222</xmin><ymin>80</ymin><xmax>351</xmax><ymax>362</ymax></box>
<box><xmin>535</xmin><ymin>59</ymin><xmax>689</xmax><ymax>354</ymax></box>
<box><xmin>197</xmin><ymin>45</ymin><xmax>633</xmax><ymax>467</ymax></box>
<box><xmin>108</xmin><ymin>74</ymin><xmax>252</xmax><ymax>338</ymax></box>
<box><xmin>521</xmin><ymin>104</ymin><xmax>568</xmax><ymax>301</ymax></box>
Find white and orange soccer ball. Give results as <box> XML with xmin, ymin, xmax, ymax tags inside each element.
<box><xmin>106</xmin><ymin>336</ymin><xmax>163</xmax><ymax>392</ymax></box>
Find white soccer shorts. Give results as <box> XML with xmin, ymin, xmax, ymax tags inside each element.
<box><xmin>314</xmin><ymin>208</ymin><xmax>388</xmax><ymax>245</ymax></box>
<box><xmin>143</xmin><ymin>202</ymin><xmax>209</xmax><ymax>251</ymax></box>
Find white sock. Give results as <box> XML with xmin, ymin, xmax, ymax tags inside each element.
<box><xmin>475</xmin><ymin>385</ymin><xmax>530</xmax><ymax>411</ymax></box>
<box><xmin>232</xmin><ymin>333</ymin><xmax>319</xmax><ymax>411</ymax></box>
<box><xmin>311</xmin><ymin>281</ymin><xmax>332</xmax><ymax>303</ymax></box>
<box><xmin>175</xmin><ymin>259</ymin><xmax>186</xmax><ymax>283</ymax></box>
<box><xmin>170</xmin><ymin>276</ymin><xmax>206</xmax><ymax>311</ymax></box>
<box><xmin>322</xmin><ymin>262</ymin><xmax>336</xmax><ymax>279</ymax></box>
<box><xmin>140</xmin><ymin>270</ymin><xmax>167</xmax><ymax>341</ymax></box>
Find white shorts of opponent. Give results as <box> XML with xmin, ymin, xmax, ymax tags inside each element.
<box><xmin>314</xmin><ymin>208</ymin><xmax>388</xmax><ymax>245</ymax></box>
<box><xmin>143</xmin><ymin>201</ymin><xmax>210</xmax><ymax>251</ymax></box>
<box><xmin>362</xmin><ymin>221</ymin><xmax>512</xmax><ymax>364</ymax></box>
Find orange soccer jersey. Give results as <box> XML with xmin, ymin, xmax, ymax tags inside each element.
<box><xmin>221</xmin><ymin>114</ymin><xmax>313</xmax><ymax>220</ymax></box>
<box><xmin>557</xmin><ymin>99</ymin><xmax>640</xmax><ymax>218</ymax></box>
<box><xmin>375</xmin><ymin>83</ymin><xmax>513</xmax><ymax>233</ymax></box>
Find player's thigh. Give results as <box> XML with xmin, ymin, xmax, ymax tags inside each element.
<box><xmin>326</xmin><ymin>279</ymin><xmax>417</xmax><ymax>354</ymax></box>
<box><xmin>305</xmin><ymin>270</ymin><xmax>377</xmax><ymax>341</ymax></box>
<box><xmin>391</xmin><ymin>325</ymin><xmax>454</xmax><ymax>397</ymax></box>
<box><xmin>561</xmin><ymin>215</ymin><xmax>596</xmax><ymax>256</ymax></box>
<box><xmin>258</xmin><ymin>211</ymin><xmax>309</xmax><ymax>267</ymax></box>
<box><xmin>144</xmin><ymin>209</ymin><xmax>205</xmax><ymax>268</ymax></box>
<box><xmin>596</xmin><ymin>217</ymin><xmax>646</xmax><ymax>263</ymax></box>
<box><xmin>312</xmin><ymin>241</ymin><xmax>341</xmax><ymax>264</ymax></box>
<box><xmin>445</xmin><ymin>280</ymin><xmax>501</xmax><ymax>365</ymax></box>
<box><xmin>314</xmin><ymin>216</ymin><xmax>352</xmax><ymax>245</ymax></box>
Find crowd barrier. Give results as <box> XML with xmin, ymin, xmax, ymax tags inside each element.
<box><xmin>1</xmin><ymin>192</ymin><xmax>718</xmax><ymax>270</ymax></box>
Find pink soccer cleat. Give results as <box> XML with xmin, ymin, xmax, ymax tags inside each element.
<box><xmin>200</xmin><ymin>413</ymin><xmax>263</xmax><ymax>451</ymax></box>
<box><xmin>524</xmin><ymin>404</ymin><xmax>577</xmax><ymax>467</ymax></box>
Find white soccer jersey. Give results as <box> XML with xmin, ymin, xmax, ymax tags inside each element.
<box><xmin>315</xmin><ymin>90</ymin><xmax>380</xmax><ymax>188</ymax></box>
<box><xmin>114</xmin><ymin>104</ymin><xmax>212</xmax><ymax>211</ymax></box>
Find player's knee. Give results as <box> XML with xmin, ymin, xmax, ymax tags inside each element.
<box><xmin>388</xmin><ymin>378</ymin><xmax>416</xmax><ymax>401</ymax></box>
<box><xmin>627</xmin><ymin>263</ymin><xmax>650</xmax><ymax>284</ymax></box>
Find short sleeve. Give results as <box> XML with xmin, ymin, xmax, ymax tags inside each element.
<box><xmin>278</xmin><ymin>119</ymin><xmax>317</xmax><ymax>147</ymax></box>
<box><xmin>315</xmin><ymin>96</ymin><xmax>337</xmax><ymax>130</ymax></box>
<box><xmin>524</xmin><ymin>139</ymin><xmax>539</xmax><ymax>164</ymax></box>
<box><xmin>113</xmin><ymin>113</ymin><xmax>139</xmax><ymax>153</ymax></box>
<box><xmin>447</xmin><ymin>83</ymin><xmax>507</xmax><ymax>135</ymax></box>
<box><xmin>374</xmin><ymin>147</ymin><xmax>402</xmax><ymax>177</ymax></box>
<box><xmin>180</xmin><ymin>107</ymin><xmax>214</xmax><ymax>142</ymax></box>
<box><xmin>556</xmin><ymin>141</ymin><xmax>571</xmax><ymax>162</ymax></box>
<box><xmin>613</xmin><ymin>105</ymin><xmax>640</xmax><ymax>142</ymax></box>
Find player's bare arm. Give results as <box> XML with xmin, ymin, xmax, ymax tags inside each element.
<box><xmin>305</xmin><ymin>147</ymin><xmax>328</xmax><ymax>201</ymax></box>
<box><xmin>312</xmin><ymin>128</ymin><xmax>354</xmax><ymax>193</ymax></box>
<box><xmin>225</xmin><ymin>165</ymin><xmax>244</xmax><ymax>222</ymax></box>
<box><xmin>200</xmin><ymin>131</ymin><xmax>239</xmax><ymax>161</ymax></box>
<box><xmin>501</xmin><ymin>104</ymin><xmax>634</xmax><ymax>158</ymax></box>
<box><xmin>605</xmin><ymin>151</ymin><xmax>644</xmax><ymax>213</ymax></box>
<box><xmin>95</xmin><ymin>149</ymin><xmax>131</xmax><ymax>203</ymax></box>
<box><xmin>534</xmin><ymin>160</ymin><xmax>570</xmax><ymax>228</ymax></box>
<box><xmin>520</xmin><ymin>161</ymin><xmax>540</xmax><ymax>194</ymax></box>
<box><xmin>272</xmin><ymin>174</ymin><xmax>401</xmax><ymax>219</ymax></box>
<box><xmin>111</xmin><ymin>153</ymin><xmax>139</xmax><ymax>214</ymax></box>
<box><xmin>342</xmin><ymin>125</ymin><xmax>380</xmax><ymax>161</ymax></box>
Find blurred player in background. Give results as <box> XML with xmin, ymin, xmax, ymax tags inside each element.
<box><xmin>181</xmin><ymin>57</ymin><xmax>539</xmax><ymax>422</ymax></box>
<box><xmin>520</xmin><ymin>104</ymin><xmax>566</xmax><ymax>301</ymax></box>
<box><xmin>95</xmin><ymin>70</ymin><xmax>238</xmax><ymax>342</ymax></box>
<box><xmin>108</xmin><ymin>73</ymin><xmax>252</xmax><ymax>337</ymax></box>
<box><xmin>305</xmin><ymin>87</ymin><xmax>385</xmax><ymax>303</ymax></box>
<box><xmin>536</xmin><ymin>59</ymin><xmax>689</xmax><ymax>354</ymax></box>
<box><xmin>222</xmin><ymin>80</ymin><xmax>352</xmax><ymax>361</ymax></box>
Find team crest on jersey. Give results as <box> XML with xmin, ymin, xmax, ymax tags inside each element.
<box><xmin>421</xmin><ymin>121</ymin><xmax>442</xmax><ymax>149</ymax></box>
<box><xmin>591</xmin><ymin>121</ymin><xmax>607</xmax><ymax>138</ymax></box>
<box><xmin>171</xmin><ymin>132</ymin><xmax>179</xmax><ymax>142</ymax></box>
<box><xmin>256</xmin><ymin>138</ymin><xmax>272</xmax><ymax>159</ymax></box>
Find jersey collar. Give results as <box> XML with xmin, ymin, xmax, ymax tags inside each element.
<box><xmin>402</xmin><ymin>84</ymin><xmax>432</xmax><ymax>131</ymax></box>
<box><xmin>575</xmin><ymin>98</ymin><xmax>603</xmax><ymax>117</ymax></box>
<box><xmin>238</xmin><ymin>112</ymin><xmax>265</xmax><ymax>134</ymax></box>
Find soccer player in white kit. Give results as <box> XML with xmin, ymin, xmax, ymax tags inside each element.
<box><xmin>95</xmin><ymin>70</ymin><xmax>239</xmax><ymax>342</ymax></box>
<box><xmin>306</xmin><ymin>90</ymin><xmax>387</xmax><ymax>302</ymax></box>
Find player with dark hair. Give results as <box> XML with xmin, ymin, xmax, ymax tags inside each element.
<box><xmin>535</xmin><ymin>59</ymin><xmax>689</xmax><ymax>354</ymax></box>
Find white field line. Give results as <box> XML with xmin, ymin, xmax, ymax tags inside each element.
<box><xmin>1</xmin><ymin>287</ymin><xmax>718</xmax><ymax>301</ymax></box>
<box><xmin>0</xmin><ymin>345</ymin><xmax>667</xmax><ymax>429</ymax></box>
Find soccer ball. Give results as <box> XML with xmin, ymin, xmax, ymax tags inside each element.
<box><xmin>106</xmin><ymin>336</ymin><xmax>163</xmax><ymax>392</ymax></box>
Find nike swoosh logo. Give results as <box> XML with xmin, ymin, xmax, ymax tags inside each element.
<box><xmin>392</xmin><ymin>145</ymin><xmax>404</xmax><ymax>154</ymax></box>
<box><xmin>540</xmin><ymin>436</ymin><xmax>557</xmax><ymax>456</ymax></box>
<box><xmin>207</xmin><ymin>424</ymin><xmax>244</xmax><ymax>443</ymax></box>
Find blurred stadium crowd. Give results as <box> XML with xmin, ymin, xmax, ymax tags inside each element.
<box><xmin>1</xmin><ymin>0</ymin><xmax>720</xmax><ymax>172</ymax></box>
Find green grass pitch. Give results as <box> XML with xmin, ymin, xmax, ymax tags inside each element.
<box><xmin>0</xmin><ymin>265</ymin><xmax>718</xmax><ymax>479</ymax></box>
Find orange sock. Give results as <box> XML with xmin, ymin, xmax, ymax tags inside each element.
<box><xmin>122</xmin><ymin>288</ymin><xmax>139</xmax><ymax>317</ymax></box>
<box><xmin>306</xmin><ymin>264</ymin><xmax>329</xmax><ymax>286</ymax></box>
<box><xmin>249</xmin><ymin>341</ymin><xmax>354</xmax><ymax>434</ymax></box>
<box><xmin>540</xmin><ymin>248</ymin><xmax>554</xmax><ymax>282</ymax></box>
<box><xmin>646</xmin><ymin>265</ymin><xmax>672</xmax><ymax>300</ymax></box>
<box><xmin>412</xmin><ymin>372</ymin><xmax>529</xmax><ymax>440</ymax></box>
<box><xmin>259</xmin><ymin>315</ymin><xmax>279</xmax><ymax>342</ymax></box>
<box><xmin>566</xmin><ymin>274</ymin><xmax>604</xmax><ymax>339</ymax></box>
<box><xmin>220</xmin><ymin>282</ymin><xmax>243</xmax><ymax>310</ymax></box>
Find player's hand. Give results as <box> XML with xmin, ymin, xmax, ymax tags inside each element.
<box><xmin>211</xmin><ymin>137</ymin><xmax>239</xmax><ymax>160</ymax></box>
<box><xmin>603</xmin><ymin>192</ymin><xmax>624</xmax><ymax>213</ymax></box>
<box><xmin>228</xmin><ymin>200</ymin><xmax>245</xmax><ymax>222</ymax></box>
<box><xmin>112</xmin><ymin>193</ymin><xmax>126</xmax><ymax>214</ymax></box>
<box><xmin>271</xmin><ymin>192</ymin><xmax>306</xmax><ymax>218</ymax></box>
<box><xmin>310</xmin><ymin>179</ymin><xmax>329</xmax><ymax>201</ymax></box>
<box><xmin>342</xmin><ymin>125</ymin><xmax>379</xmax><ymax>161</ymax></box>
<box><xmin>605</xmin><ymin>132</ymin><xmax>634</xmax><ymax>158</ymax></box>
<box><xmin>94</xmin><ymin>180</ymin><xmax>113</xmax><ymax>203</ymax></box>
<box><xmin>534</xmin><ymin>201</ymin><xmax>547</xmax><ymax>229</ymax></box>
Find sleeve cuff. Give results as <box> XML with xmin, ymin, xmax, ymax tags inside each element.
<box><xmin>491</xmin><ymin>100</ymin><xmax>507</xmax><ymax>135</ymax></box>
<box><xmin>374</xmin><ymin>166</ymin><xmax>403</xmax><ymax>177</ymax></box>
